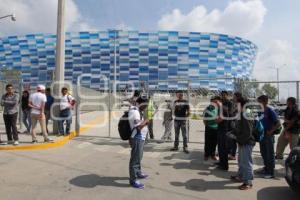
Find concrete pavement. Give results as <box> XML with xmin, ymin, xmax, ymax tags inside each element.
<box><xmin>0</xmin><ymin>111</ymin><xmax>298</xmax><ymax>200</ymax></box>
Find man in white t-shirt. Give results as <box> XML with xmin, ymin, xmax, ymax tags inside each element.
<box><xmin>58</xmin><ymin>87</ymin><xmax>76</xmax><ymax>136</ymax></box>
<box><xmin>29</xmin><ymin>85</ymin><xmax>53</xmax><ymax>143</ymax></box>
<box><xmin>128</xmin><ymin>96</ymin><xmax>149</xmax><ymax>189</ymax></box>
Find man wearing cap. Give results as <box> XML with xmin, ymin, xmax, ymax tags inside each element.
<box><xmin>29</xmin><ymin>85</ymin><xmax>53</xmax><ymax>143</ymax></box>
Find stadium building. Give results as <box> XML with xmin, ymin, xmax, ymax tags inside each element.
<box><xmin>0</xmin><ymin>31</ymin><xmax>257</xmax><ymax>90</ymax></box>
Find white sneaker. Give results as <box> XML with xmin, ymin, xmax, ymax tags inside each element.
<box><xmin>44</xmin><ymin>138</ymin><xmax>54</xmax><ymax>143</ymax></box>
<box><xmin>13</xmin><ymin>141</ymin><xmax>19</xmax><ymax>145</ymax></box>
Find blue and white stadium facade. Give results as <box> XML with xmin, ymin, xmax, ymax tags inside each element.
<box><xmin>0</xmin><ymin>31</ymin><xmax>257</xmax><ymax>90</ymax></box>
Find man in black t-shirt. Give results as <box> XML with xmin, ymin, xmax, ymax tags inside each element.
<box><xmin>170</xmin><ymin>91</ymin><xmax>190</xmax><ymax>154</ymax></box>
<box><xmin>215</xmin><ymin>91</ymin><xmax>235</xmax><ymax>171</ymax></box>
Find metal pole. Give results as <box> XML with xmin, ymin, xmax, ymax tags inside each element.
<box><xmin>0</xmin><ymin>14</ymin><xmax>15</xmax><ymax>21</ymax></box>
<box><xmin>53</xmin><ymin>0</ymin><xmax>66</xmax><ymax>134</ymax></box>
<box><xmin>187</xmin><ymin>81</ymin><xmax>190</xmax><ymax>143</ymax></box>
<box><xmin>114</xmin><ymin>30</ymin><xmax>117</xmax><ymax>95</ymax></box>
<box><xmin>297</xmin><ymin>81</ymin><xmax>300</xmax><ymax>110</ymax></box>
<box><xmin>75</xmin><ymin>83</ymin><xmax>80</xmax><ymax>136</ymax></box>
<box><xmin>18</xmin><ymin>81</ymin><xmax>23</xmax><ymax>130</ymax></box>
<box><xmin>108</xmin><ymin>83</ymin><xmax>111</xmax><ymax>138</ymax></box>
<box><xmin>277</xmin><ymin>68</ymin><xmax>280</xmax><ymax>102</ymax></box>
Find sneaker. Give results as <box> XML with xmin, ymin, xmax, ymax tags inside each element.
<box><xmin>44</xmin><ymin>138</ymin><xmax>54</xmax><ymax>143</ymax></box>
<box><xmin>0</xmin><ymin>141</ymin><xmax>7</xmax><ymax>145</ymax></box>
<box><xmin>130</xmin><ymin>181</ymin><xmax>145</xmax><ymax>189</ymax></box>
<box><xmin>137</xmin><ymin>174</ymin><xmax>149</xmax><ymax>179</ymax></box>
<box><xmin>157</xmin><ymin>140</ymin><xmax>165</xmax><ymax>144</ymax></box>
<box><xmin>216</xmin><ymin>165</ymin><xmax>229</xmax><ymax>171</ymax></box>
<box><xmin>255</xmin><ymin>168</ymin><xmax>266</xmax><ymax>175</ymax></box>
<box><xmin>238</xmin><ymin>183</ymin><xmax>253</xmax><ymax>190</ymax></box>
<box><xmin>211</xmin><ymin>156</ymin><xmax>218</xmax><ymax>161</ymax></box>
<box><xmin>32</xmin><ymin>140</ymin><xmax>38</xmax><ymax>144</ymax></box>
<box><xmin>228</xmin><ymin>155</ymin><xmax>236</xmax><ymax>160</ymax></box>
<box><xmin>275</xmin><ymin>155</ymin><xmax>284</xmax><ymax>160</ymax></box>
<box><xmin>13</xmin><ymin>141</ymin><xmax>19</xmax><ymax>145</ymax></box>
<box><xmin>230</xmin><ymin>175</ymin><xmax>243</xmax><ymax>183</ymax></box>
<box><xmin>263</xmin><ymin>174</ymin><xmax>275</xmax><ymax>179</ymax></box>
<box><xmin>170</xmin><ymin>147</ymin><xmax>179</xmax><ymax>151</ymax></box>
<box><xmin>7</xmin><ymin>140</ymin><xmax>14</xmax><ymax>145</ymax></box>
<box><xmin>183</xmin><ymin>148</ymin><xmax>190</xmax><ymax>154</ymax></box>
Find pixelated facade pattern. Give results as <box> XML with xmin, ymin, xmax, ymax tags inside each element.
<box><xmin>0</xmin><ymin>31</ymin><xmax>257</xmax><ymax>90</ymax></box>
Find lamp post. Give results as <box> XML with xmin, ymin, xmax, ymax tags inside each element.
<box><xmin>107</xmin><ymin>29</ymin><xmax>121</xmax><ymax>94</ymax></box>
<box><xmin>53</xmin><ymin>0</ymin><xmax>66</xmax><ymax>134</ymax></box>
<box><xmin>268</xmin><ymin>64</ymin><xmax>286</xmax><ymax>102</ymax></box>
<box><xmin>0</xmin><ymin>14</ymin><xmax>16</xmax><ymax>21</ymax></box>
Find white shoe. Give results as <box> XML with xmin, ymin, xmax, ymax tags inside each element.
<box><xmin>44</xmin><ymin>138</ymin><xmax>54</xmax><ymax>143</ymax></box>
<box><xmin>13</xmin><ymin>141</ymin><xmax>19</xmax><ymax>145</ymax></box>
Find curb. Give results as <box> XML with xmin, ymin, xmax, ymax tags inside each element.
<box><xmin>0</xmin><ymin>115</ymin><xmax>105</xmax><ymax>151</ymax></box>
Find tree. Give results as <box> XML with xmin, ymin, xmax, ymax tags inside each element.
<box><xmin>262</xmin><ymin>83</ymin><xmax>278</xmax><ymax>100</ymax></box>
<box><xmin>234</xmin><ymin>78</ymin><xmax>263</xmax><ymax>98</ymax></box>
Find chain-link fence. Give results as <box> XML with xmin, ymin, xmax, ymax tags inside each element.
<box><xmin>96</xmin><ymin>78</ymin><xmax>300</xmax><ymax>143</ymax></box>
<box><xmin>2</xmin><ymin>73</ymin><xmax>299</xmax><ymax>144</ymax></box>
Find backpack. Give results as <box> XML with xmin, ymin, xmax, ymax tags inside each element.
<box><xmin>118</xmin><ymin>111</ymin><xmax>132</xmax><ymax>140</ymax></box>
<box><xmin>253</xmin><ymin>119</ymin><xmax>264</xmax><ymax>142</ymax></box>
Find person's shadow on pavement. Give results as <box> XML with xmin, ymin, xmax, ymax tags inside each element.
<box><xmin>69</xmin><ymin>174</ymin><xmax>130</xmax><ymax>188</ymax></box>
<box><xmin>257</xmin><ymin>186</ymin><xmax>298</xmax><ymax>200</ymax></box>
<box><xmin>170</xmin><ymin>179</ymin><xmax>236</xmax><ymax>192</ymax></box>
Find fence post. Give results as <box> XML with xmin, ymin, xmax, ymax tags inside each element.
<box><xmin>18</xmin><ymin>81</ymin><xmax>23</xmax><ymax>130</ymax></box>
<box><xmin>108</xmin><ymin>83</ymin><xmax>111</xmax><ymax>138</ymax></box>
<box><xmin>75</xmin><ymin>87</ymin><xmax>80</xmax><ymax>136</ymax></box>
<box><xmin>297</xmin><ymin>81</ymin><xmax>300</xmax><ymax>109</ymax></box>
<box><xmin>187</xmin><ymin>80</ymin><xmax>190</xmax><ymax>143</ymax></box>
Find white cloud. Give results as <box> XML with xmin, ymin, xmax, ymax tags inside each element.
<box><xmin>0</xmin><ymin>0</ymin><xmax>94</xmax><ymax>36</ymax></box>
<box><xmin>158</xmin><ymin>0</ymin><xmax>267</xmax><ymax>37</ymax></box>
<box><xmin>115</xmin><ymin>22</ymin><xmax>133</xmax><ymax>31</ymax></box>
<box><xmin>253</xmin><ymin>40</ymin><xmax>300</xmax><ymax>81</ymax></box>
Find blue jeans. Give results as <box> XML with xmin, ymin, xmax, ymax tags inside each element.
<box><xmin>260</xmin><ymin>135</ymin><xmax>275</xmax><ymax>175</ymax></box>
<box><xmin>174</xmin><ymin>120</ymin><xmax>188</xmax><ymax>148</ymax></box>
<box><xmin>22</xmin><ymin>109</ymin><xmax>31</xmax><ymax>132</ymax></box>
<box><xmin>238</xmin><ymin>144</ymin><xmax>254</xmax><ymax>185</ymax></box>
<box><xmin>58</xmin><ymin>109</ymin><xmax>72</xmax><ymax>135</ymax></box>
<box><xmin>129</xmin><ymin>138</ymin><xmax>145</xmax><ymax>183</ymax></box>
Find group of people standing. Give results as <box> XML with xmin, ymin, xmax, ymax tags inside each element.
<box><xmin>0</xmin><ymin>84</ymin><xmax>76</xmax><ymax>145</ymax></box>
<box><xmin>203</xmin><ymin>92</ymin><xmax>300</xmax><ymax>190</ymax></box>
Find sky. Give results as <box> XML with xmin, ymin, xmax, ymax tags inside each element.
<box><xmin>0</xmin><ymin>0</ymin><xmax>299</xmax><ymax>84</ymax></box>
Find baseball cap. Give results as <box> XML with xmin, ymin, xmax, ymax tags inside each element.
<box><xmin>37</xmin><ymin>84</ymin><xmax>46</xmax><ymax>91</ymax></box>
